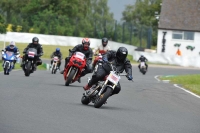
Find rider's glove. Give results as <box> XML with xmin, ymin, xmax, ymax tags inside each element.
<box><xmin>102</xmin><ymin>57</ymin><xmax>108</xmax><ymax>63</ymax></box>
<box><xmin>127</xmin><ymin>75</ymin><xmax>133</xmax><ymax>80</ymax></box>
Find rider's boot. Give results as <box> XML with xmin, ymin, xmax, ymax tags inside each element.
<box><xmin>83</xmin><ymin>84</ymin><xmax>92</xmax><ymax>91</ymax></box>
<box><xmin>83</xmin><ymin>84</ymin><xmax>94</xmax><ymax>96</ymax></box>
<box><xmin>60</xmin><ymin>70</ymin><xmax>64</xmax><ymax>74</ymax></box>
<box><xmin>77</xmin><ymin>77</ymin><xmax>81</xmax><ymax>83</ymax></box>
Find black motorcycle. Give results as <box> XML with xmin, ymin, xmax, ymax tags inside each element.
<box><xmin>22</xmin><ymin>48</ymin><xmax>38</xmax><ymax>76</ymax></box>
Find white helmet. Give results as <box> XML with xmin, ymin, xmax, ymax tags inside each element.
<box><xmin>9</xmin><ymin>41</ymin><xmax>15</xmax><ymax>49</ymax></box>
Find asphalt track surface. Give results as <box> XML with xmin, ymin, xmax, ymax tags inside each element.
<box><xmin>0</xmin><ymin>64</ymin><xmax>200</xmax><ymax>133</ymax></box>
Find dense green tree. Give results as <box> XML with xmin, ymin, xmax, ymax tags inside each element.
<box><xmin>0</xmin><ymin>0</ymin><xmax>162</xmax><ymax>47</ymax></box>
<box><xmin>122</xmin><ymin>0</ymin><xmax>162</xmax><ymax>46</ymax></box>
<box><xmin>0</xmin><ymin>14</ymin><xmax>6</xmax><ymax>33</ymax></box>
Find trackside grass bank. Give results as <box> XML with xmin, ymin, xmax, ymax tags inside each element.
<box><xmin>160</xmin><ymin>75</ymin><xmax>200</xmax><ymax>96</ymax></box>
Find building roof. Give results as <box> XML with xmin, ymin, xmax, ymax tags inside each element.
<box><xmin>158</xmin><ymin>0</ymin><xmax>200</xmax><ymax>32</ymax></box>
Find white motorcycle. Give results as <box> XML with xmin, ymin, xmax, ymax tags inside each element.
<box><xmin>81</xmin><ymin>62</ymin><xmax>133</xmax><ymax>108</ymax></box>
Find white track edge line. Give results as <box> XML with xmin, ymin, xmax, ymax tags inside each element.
<box><xmin>154</xmin><ymin>75</ymin><xmax>160</xmax><ymax>81</ymax></box>
<box><xmin>174</xmin><ymin>84</ymin><xmax>200</xmax><ymax>99</ymax></box>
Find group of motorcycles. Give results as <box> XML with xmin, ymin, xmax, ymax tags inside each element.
<box><xmin>1</xmin><ymin>48</ymin><xmax>145</xmax><ymax>108</ymax></box>
<box><xmin>1</xmin><ymin>48</ymin><xmax>40</xmax><ymax>76</ymax></box>
<box><xmin>61</xmin><ymin>50</ymin><xmax>135</xmax><ymax>108</ymax></box>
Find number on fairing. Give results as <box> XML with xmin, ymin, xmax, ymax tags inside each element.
<box><xmin>107</xmin><ymin>71</ymin><xmax>120</xmax><ymax>85</ymax></box>
<box><xmin>140</xmin><ymin>62</ymin><xmax>145</xmax><ymax>67</ymax></box>
<box><xmin>53</xmin><ymin>56</ymin><xmax>59</xmax><ymax>61</ymax></box>
<box><xmin>75</xmin><ymin>52</ymin><xmax>85</xmax><ymax>60</ymax></box>
<box><xmin>6</xmin><ymin>51</ymin><xmax>14</xmax><ymax>56</ymax></box>
<box><xmin>28</xmin><ymin>51</ymin><xmax>35</xmax><ymax>57</ymax></box>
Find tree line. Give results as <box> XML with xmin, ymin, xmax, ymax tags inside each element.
<box><xmin>0</xmin><ymin>0</ymin><xmax>161</xmax><ymax>47</ymax></box>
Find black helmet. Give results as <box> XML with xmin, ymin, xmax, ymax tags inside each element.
<box><xmin>32</xmin><ymin>37</ymin><xmax>39</xmax><ymax>43</ymax></box>
<box><xmin>116</xmin><ymin>47</ymin><xmax>128</xmax><ymax>62</ymax></box>
<box><xmin>102</xmin><ymin>37</ymin><xmax>108</xmax><ymax>47</ymax></box>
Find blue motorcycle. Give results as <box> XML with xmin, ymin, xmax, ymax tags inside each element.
<box><xmin>1</xmin><ymin>50</ymin><xmax>17</xmax><ymax>75</ymax></box>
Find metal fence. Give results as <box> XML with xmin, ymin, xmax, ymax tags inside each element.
<box><xmin>8</xmin><ymin>16</ymin><xmax>153</xmax><ymax>49</ymax></box>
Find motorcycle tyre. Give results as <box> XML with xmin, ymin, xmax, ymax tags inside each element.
<box><xmin>51</xmin><ymin>64</ymin><xmax>55</xmax><ymax>74</ymax></box>
<box><xmin>94</xmin><ymin>87</ymin><xmax>113</xmax><ymax>108</ymax></box>
<box><xmin>65</xmin><ymin>68</ymin><xmax>76</xmax><ymax>86</ymax></box>
<box><xmin>25</xmin><ymin>61</ymin><xmax>31</xmax><ymax>77</ymax></box>
<box><xmin>4</xmin><ymin>62</ymin><xmax>9</xmax><ymax>75</ymax></box>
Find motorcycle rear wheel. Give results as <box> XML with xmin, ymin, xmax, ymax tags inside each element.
<box><xmin>94</xmin><ymin>87</ymin><xmax>113</xmax><ymax>108</ymax></box>
<box><xmin>142</xmin><ymin>68</ymin><xmax>146</xmax><ymax>75</ymax></box>
<box><xmin>65</xmin><ymin>68</ymin><xmax>76</xmax><ymax>86</ymax></box>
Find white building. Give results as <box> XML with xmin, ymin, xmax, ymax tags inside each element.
<box><xmin>157</xmin><ymin>0</ymin><xmax>200</xmax><ymax>57</ymax></box>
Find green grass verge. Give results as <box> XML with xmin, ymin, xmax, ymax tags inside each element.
<box><xmin>0</xmin><ymin>41</ymin><xmax>178</xmax><ymax>67</ymax></box>
<box><xmin>160</xmin><ymin>74</ymin><xmax>200</xmax><ymax>96</ymax></box>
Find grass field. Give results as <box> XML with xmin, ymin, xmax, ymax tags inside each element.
<box><xmin>160</xmin><ymin>74</ymin><xmax>200</xmax><ymax>96</ymax></box>
<box><xmin>0</xmin><ymin>41</ymin><xmax>182</xmax><ymax>66</ymax></box>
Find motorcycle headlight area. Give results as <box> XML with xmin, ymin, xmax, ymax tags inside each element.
<box><xmin>11</xmin><ymin>56</ymin><xmax>15</xmax><ymax>60</ymax></box>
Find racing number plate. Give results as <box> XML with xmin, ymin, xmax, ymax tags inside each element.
<box><xmin>54</xmin><ymin>56</ymin><xmax>59</xmax><ymax>61</ymax></box>
<box><xmin>140</xmin><ymin>62</ymin><xmax>145</xmax><ymax>67</ymax></box>
<box><xmin>28</xmin><ymin>51</ymin><xmax>35</xmax><ymax>57</ymax></box>
<box><xmin>107</xmin><ymin>71</ymin><xmax>120</xmax><ymax>85</ymax></box>
<box><xmin>75</xmin><ymin>52</ymin><xmax>85</xmax><ymax>60</ymax></box>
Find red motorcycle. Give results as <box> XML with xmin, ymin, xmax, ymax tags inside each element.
<box><xmin>63</xmin><ymin>50</ymin><xmax>86</xmax><ymax>86</ymax></box>
<box><xmin>92</xmin><ymin>50</ymin><xmax>107</xmax><ymax>70</ymax></box>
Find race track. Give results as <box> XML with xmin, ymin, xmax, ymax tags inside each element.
<box><xmin>0</xmin><ymin>65</ymin><xmax>200</xmax><ymax>133</ymax></box>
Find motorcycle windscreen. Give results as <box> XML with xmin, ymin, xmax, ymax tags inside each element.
<box><xmin>74</xmin><ymin>52</ymin><xmax>85</xmax><ymax>60</ymax></box>
<box><xmin>107</xmin><ymin>71</ymin><xmax>120</xmax><ymax>85</ymax></box>
<box><xmin>53</xmin><ymin>56</ymin><xmax>59</xmax><ymax>61</ymax></box>
<box><xmin>4</xmin><ymin>52</ymin><xmax>15</xmax><ymax>60</ymax></box>
<box><xmin>27</xmin><ymin>48</ymin><xmax>37</xmax><ymax>58</ymax></box>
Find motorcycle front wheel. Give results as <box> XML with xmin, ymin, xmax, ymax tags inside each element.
<box><xmin>51</xmin><ymin>64</ymin><xmax>55</xmax><ymax>74</ymax></box>
<box><xmin>65</xmin><ymin>68</ymin><xmax>76</xmax><ymax>86</ymax></box>
<box><xmin>4</xmin><ymin>62</ymin><xmax>10</xmax><ymax>75</ymax></box>
<box><xmin>25</xmin><ymin>61</ymin><xmax>31</xmax><ymax>77</ymax></box>
<box><xmin>94</xmin><ymin>86</ymin><xmax>113</xmax><ymax>108</ymax></box>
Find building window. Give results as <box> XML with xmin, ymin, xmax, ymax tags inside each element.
<box><xmin>172</xmin><ymin>31</ymin><xmax>194</xmax><ymax>40</ymax></box>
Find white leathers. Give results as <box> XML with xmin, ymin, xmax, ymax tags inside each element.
<box><xmin>93</xmin><ymin>44</ymin><xmax>110</xmax><ymax>54</ymax></box>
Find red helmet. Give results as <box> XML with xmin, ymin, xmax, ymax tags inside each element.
<box><xmin>82</xmin><ymin>38</ymin><xmax>90</xmax><ymax>51</ymax></box>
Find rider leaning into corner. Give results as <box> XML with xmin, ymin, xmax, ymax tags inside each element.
<box><xmin>92</xmin><ymin>37</ymin><xmax>110</xmax><ymax>69</ymax></box>
<box><xmin>3</xmin><ymin>41</ymin><xmax>20</xmax><ymax>69</ymax></box>
<box><xmin>21</xmin><ymin>37</ymin><xmax>43</xmax><ymax>70</ymax></box>
<box><xmin>83</xmin><ymin>47</ymin><xmax>133</xmax><ymax>96</ymax></box>
<box><xmin>137</xmin><ymin>55</ymin><xmax>148</xmax><ymax>70</ymax></box>
<box><xmin>60</xmin><ymin>38</ymin><xmax>93</xmax><ymax>83</ymax></box>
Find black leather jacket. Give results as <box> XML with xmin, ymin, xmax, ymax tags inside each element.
<box><xmin>70</xmin><ymin>44</ymin><xmax>93</xmax><ymax>64</ymax></box>
<box><xmin>137</xmin><ymin>56</ymin><xmax>148</xmax><ymax>62</ymax></box>
<box><xmin>51</xmin><ymin>51</ymin><xmax>62</xmax><ymax>59</ymax></box>
<box><xmin>102</xmin><ymin>50</ymin><xmax>132</xmax><ymax>76</ymax></box>
<box><xmin>23</xmin><ymin>43</ymin><xmax>43</xmax><ymax>56</ymax></box>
